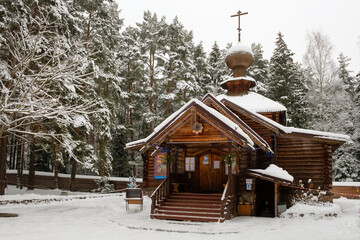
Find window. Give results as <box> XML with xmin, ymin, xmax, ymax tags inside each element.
<box><xmin>185</xmin><ymin>157</ymin><xmax>195</xmax><ymax>171</ymax></box>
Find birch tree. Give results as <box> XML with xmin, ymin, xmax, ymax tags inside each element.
<box><xmin>304</xmin><ymin>31</ymin><xmax>337</xmax><ymax>130</ymax></box>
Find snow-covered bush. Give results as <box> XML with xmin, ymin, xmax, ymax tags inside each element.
<box><xmin>293</xmin><ymin>179</ymin><xmax>331</xmax><ymax>205</ymax></box>
<box><xmin>92</xmin><ymin>177</ymin><xmax>114</xmax><ymax>193</ymax></box>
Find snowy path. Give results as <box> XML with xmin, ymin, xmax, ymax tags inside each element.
<box><xmin>0</xmin><ymin>188</ymin><xmax>359</xmax><ymax>240</ymax></box>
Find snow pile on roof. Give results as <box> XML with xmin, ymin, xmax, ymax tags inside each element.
<box><xmin>250</xmin><ymin>164</ymin><xmax>294</xmax><ymax>182</ymax></box>
<box><xmin>281</xmin><ymin>203</ymin><xmax>341</xmax><ymax>219</ymax></box>
<box><xmin>226</xmin><ymin>43</ymin><xmax>253</xmax><ymax>58</ymax></box>
<box><xmin>217</xmin><ymin>92</ymin><xmax>287</xmax><ymax>113</ymax></box>
<box><xmin>219</xmin><ymin>76</ymin><xmax>256</xmax><ymax>86</ymax></box>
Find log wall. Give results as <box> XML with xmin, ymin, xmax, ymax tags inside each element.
<box><xmin>276</xmin><ymin>136</ymin><xmax>332</xmax><ymax>188</ymax></box>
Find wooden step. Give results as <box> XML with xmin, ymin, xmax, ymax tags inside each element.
<box><xmin>151</xmin><ymin>213</ymin><xmax>222</xmax><ymax>222</ymax></box>
<box><xmin>167</xmin><ymin>195</ymin><xmax>222</xmax><ymax>201</ymax></box>
<box><xmin>156</xmin><ymin>209</ymin><xmax>221</xmax><ymax>218</ymax></box>
<box><xmin>165</xmin><ymin>198</ymin><xmax>222</xmax><ymax>205</ymax></box>
<box><xmin>151</xmin><ymin>192</ymin><xmax>225</xmax><ymax>223</ymax></box>
<box><xmin>162</xmin><ymin>201</ymin><xmax>222</xmax><ymax>209</ymax></box>
<box><xmin>158</xmin><ymin>205</ymin><xmax>221</xmax><ymax>213</ymax></box>
<box><xmin>170</xmin><ymin>192</ymin><xmax>222</xmax><ymax>198</ymax></box>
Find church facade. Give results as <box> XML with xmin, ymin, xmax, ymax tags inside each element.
<box><xmin>126</xmin><ymin>43</ymin><xmax>350</xmax><ymax>222</ymax></box>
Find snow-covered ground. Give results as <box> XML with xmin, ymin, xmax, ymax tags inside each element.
<box><xmin>0</xmin><ymin>186</ymin><xmax>359</xmax><ymax>240</ymax></box>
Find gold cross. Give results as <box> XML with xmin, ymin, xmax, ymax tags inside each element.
<box><xmin>231</xmin><ymin>10</ymin><xmax>248</xmax><ymax>42</ymax></box>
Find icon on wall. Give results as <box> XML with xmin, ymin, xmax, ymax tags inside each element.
<box><xmin>192</xmin><ymin>122</ymin><xmax>203</xmax><ymax>134</ymax></box>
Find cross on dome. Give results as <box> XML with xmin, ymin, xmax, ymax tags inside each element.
<box><xmin>231</xmin><ymin>10</ymin><xmax>248</xmax><ymax>43</ymax></box>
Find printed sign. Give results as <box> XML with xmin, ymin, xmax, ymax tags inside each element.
<box><xmin>203</xmin><ymin>155</ymin><xmax>209</xmax><ymax>164</ymax></box>
<box><xmin>214</xmin><ymin>161</ymin><xmax>220</xmax><ymax>169</ymax></box>
<box><xmin>246</xmin><ymin>179</ymin><xmax>253</xmax><ymax>190</ymax></box>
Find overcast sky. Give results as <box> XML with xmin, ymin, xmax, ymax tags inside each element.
<box><xmin>116</xmin><ymin>0</ymin><xmax>360</xmax><ymax>73</ymax></box>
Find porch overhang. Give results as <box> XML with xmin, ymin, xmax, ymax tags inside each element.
<box><xmin>248</xmin><ymin>169</ymin><xmax>293</xmax><ymax>186</ymax></box>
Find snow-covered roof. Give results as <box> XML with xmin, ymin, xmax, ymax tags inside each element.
<box><xmin>217</xmin><ymin>92</ymin><xmax>287</xmax><ymax>113</ymax></box>
<box><xmin>220</xmin><ymin>99</ymin><xmax>351</xmax><ymax>143</ymax></box>
<box><xmin>219</xmin><ymin>76</ymin><xmax>256</xmax><ymax>87</ymax></box>
<box><xmin>249</xmin><ymin>164</ymin><xmax>294</xmax><ymax>183</ymax></box>
<box><xmin>126</xmin><ymin>98</ymin><xmax>255</xmax><ymax>149</ymax></box>
<box><xmin>226</xmin><ymin>43</ymin><xmax>253</xmax><ymax>58</ymax></box>
<box><xmin>287</xmin><ymin>127</ymin><xmax>352</xmax><ymax>143</ymax></box>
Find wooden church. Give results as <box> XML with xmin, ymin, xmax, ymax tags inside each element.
<box><xmin>126</xmin><ymin>31</ymin><xmax>350</xmax><ymax>222</ymax></box>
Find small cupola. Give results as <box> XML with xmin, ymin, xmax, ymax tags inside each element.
<box><xmin>220</xmin><ymin>44</ymin><xmax>256</xmax><ymax>96</ymax></box>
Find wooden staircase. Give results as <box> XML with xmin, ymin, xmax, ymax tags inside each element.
<box><xmin>150</xmin><ymin>192</ymin><xmax>225</xmax><ymax>222</ymax></box>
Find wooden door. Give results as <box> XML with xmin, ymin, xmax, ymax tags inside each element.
<box><xmin>211</xmin><ymin>154</ymin><xmax>222</xmax><ymax>192</ymax></box>
<box><xmin>199</xmin><ymin>153</ymin><xmax>223</xmax><ymax>193</ymax></box>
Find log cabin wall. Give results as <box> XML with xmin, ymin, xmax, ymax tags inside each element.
<box><xmin>144</xmin><ymin>147</ymin><xmax>163</xmax><ymax>187</ymax></box>
<box><xmin>275</xmin><ymin>136</ymin><xmax>333</xmax><ymax>188</ymax></box>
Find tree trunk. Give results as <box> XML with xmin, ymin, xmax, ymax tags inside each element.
<box><xmin>28</xmin><ymin>143</ymin><xmax>36</xmax><ymax>190</ymax></box>
<box><xmin>9</xmin><ymin>135</ymin><xmax>14</xmax><ymax>169</ymax></box>
<box><xmin>12</xmin><ymin>136</ymin><xmax>17</xmax><ymax>169</ymax></box>
<box><xmin>149</xmin><ymin>50</ymin><xmax>154</xmax><ymax>133</ymax></box>
<box><xmin>0</xmin><ymin>133</ymin><xmax>8</xmax><ymax>195</ymax></box>
<box><xmin>16</xmin><ymin>136</ymin><xmax>22</xmax><ymax>188</ymax></box>
<box><xmin>166</xmin><ymin>60</ymin><xmax>172</xmax><ymax>115</ymax></box>
<box><xmin>20</xmin><ymin>138</ymin><xmax>25</xmax><ymax>189</ymax></box>
<box><xmin>69</xmin><ymin>158</ymin><xmax>77</xmax><ymax>192</ymax></box>
<box><xmin>54</xmin><ymin>160</ymin><xmax>59</xmax><ymax>189</ymax></box>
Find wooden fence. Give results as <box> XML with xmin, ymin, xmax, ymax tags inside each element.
<box><xmin>332</xmin><ymin>182</ymin><xmax>360</xmax><ymax>199</ymax></box>
<box><xmin>6</xmin><ymin>170</ymin><xmax>143</xmax><ymax>192</ymax></box>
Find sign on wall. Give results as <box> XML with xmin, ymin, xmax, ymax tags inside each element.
<box><xmin>203</xmin><ymin>155</ymin><xmax>209</xmax><ymax>164</ymax></box>
<box><xmin>154</xmin><ymin>151</ymin><xmax>167</xmax><ymax>179</ymax></box>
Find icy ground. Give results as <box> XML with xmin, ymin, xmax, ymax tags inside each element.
<box><xmin>0</xmin><ymin>186</ymin><xmax>359</xmax><ymax>240</ymax></box>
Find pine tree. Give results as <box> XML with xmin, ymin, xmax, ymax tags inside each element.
<box><xmin>192</xmin><ymin>42</ymin><xmax>209</xmax><ymax>96</ymax></box>
<box><xmin>72</xmin><ymin>0</ymin><xmax>125</xmax><ymax>177</ymax></box>
<box><xmin>268</xmin><ymin>32</ymin><xmax>309</xmax><ymax>127</ymax></box>
<box><xmin>110</xmin><ymin>132</ymin><xmax>131</xmax><ymax>177</ymax></box>
<box><xmin>136</xmin><ymin>11</ymin><xmax>168</xmax><ymax>133</ymax></box>
<box><xmin>247</xmin><ymin>43</ymin><xmax>269</xmax><ymax>95</ymax></box>
<box><xmin>160</xmin><ymin>17</ymin><xmax>200</xmax><ymax>115</ymax></box>
<box><xmin>338</xmin><ymin>53</ymin><xmax>355</xmax><ymax>98</ymax></box>
<box><xmin>332</xmin><ymin>57</ymin><xmax>360</xmax><ymax>182</ymax></box>
<box><xmin>205</xmin><ymin>42</ymin><xmax>228</xmax><ymax>95</ymax></box>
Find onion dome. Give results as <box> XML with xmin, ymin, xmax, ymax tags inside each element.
<box><xmin>221</xmin><ymin>43</ymin><xmax>256</xmax><ymax>95</ymax></box>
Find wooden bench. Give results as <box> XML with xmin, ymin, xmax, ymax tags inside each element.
<box><xmin>125</xmin><ymin>188</ymin><xmax>143</xmax><ymax>211</ymax></box>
